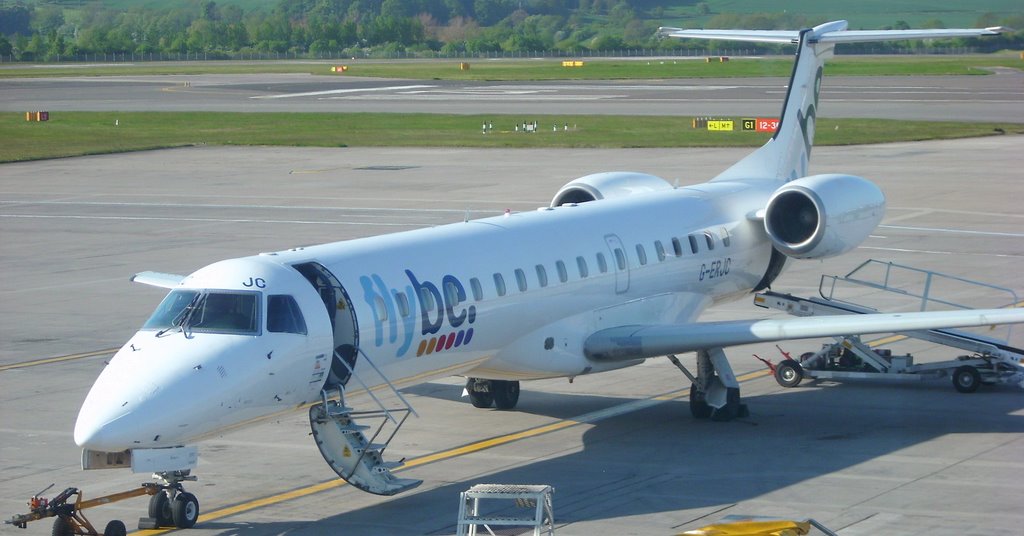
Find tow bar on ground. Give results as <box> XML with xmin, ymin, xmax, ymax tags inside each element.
<box><xmin>6</xmin><ymin>482</ymin><xmax>160</xmax><ymax>535</ymax></box>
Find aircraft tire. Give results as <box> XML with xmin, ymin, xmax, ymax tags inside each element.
<box><xmin>688</xmin><ymin>384</ymin><xmax>712</xmax><ymax>419</ymax></box>
<box><xmin>51</xmin><ymin>517</ymin><xmax>73</xmax><ymax>536</ymax></box>
<box><xmin>952</xmin><ymin>365</ymin><xmax>981</xmax><ymax>393</ymax></box>
<box><xmin>103</xmin><ymin>520</ymin><xmax>127</xmax><ymax>536</ymax></box>
<box><xmin>467</xmin><ymin>379</ymin><xmax>494</xmax><ymax>408</ymax></box>
<box><xmin>774</xmin><ymin>359</ymin><xmax>804</xmax><ymax>388</ymax></box>
<box><xmin>148</xmin><ymin>492</ymin><xmax>172</xmax><ymax>527</ymax></box>
<box><xmin>493</xmin><ymin>380</ymin><xmax>520</xmax><ymax>410</ymax></box>
<box><xmin>711</xmin><ymin>388</ymin><xmax>741</xmax><ymax>422</ymax></box>
<box><xmin>171</xmin><ymin>492</ymin><xmax>199</xmax><ymax>529</ymax></box>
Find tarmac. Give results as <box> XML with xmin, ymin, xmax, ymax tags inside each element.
<box><xmin>2</xmin><ymin>136</ymin><xmax>1023</xmax><ymax>535</ymax></box>
<box><xmin>2</xmin><ymin>59</ymin><xmax>1024</xmax><ymax>535</ymax></box>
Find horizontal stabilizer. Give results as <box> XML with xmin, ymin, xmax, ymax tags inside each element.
<box><xmin>658</xmin><ymin>24</ymin><xmax>1001</xmax><ymax>44</ymax></box>
<box><xmin>130</xmin><ymin>271</ymin><xmax>185</xmax><ymax>289</ymax></box>
<box><xmin>585</xmin><ymin>308</ymin><xmax>1024</xmax><ymax>362</ymax></box>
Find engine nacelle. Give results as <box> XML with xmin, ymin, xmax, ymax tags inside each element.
<box><xmin>764</xmin><ymin>173</ymin><xmax>885</xmax><ymax>259</ymax></box>
<box><xmin>550</xmin><ymin>172</ymin><xmax>672</xmax><ymax>207</ymax></box>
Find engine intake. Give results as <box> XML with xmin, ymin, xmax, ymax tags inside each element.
<box><xmin>551</xmin><ymin>172</ymin><xmax>672</xmax><ymax>207</ymax></box>
<box><xmin>764</xmin><ymin>174</ymin><xmax>885</xmax><ymax>259</ymax></box>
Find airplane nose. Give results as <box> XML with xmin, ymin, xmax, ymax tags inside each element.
<box><xmin>74</xmin><ymin>412</ymin><xmax>130</xmax><ymax>450</ymax></box>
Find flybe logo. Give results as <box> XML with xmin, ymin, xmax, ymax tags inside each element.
<box><xmin>359</xmin><ymin>270</ymin><xmax>476</xmax><ymax>358</ymax></box>
<box><xmin>787</xmin><ymin>64</ymin><xmax>824</xmax><ymax>181</ymax></box>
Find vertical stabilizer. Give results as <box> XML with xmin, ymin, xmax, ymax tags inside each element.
<box><xmin>658</xmin><ymin>21</ymin><xmax>1001</xmax><ymax>182</ymax></box>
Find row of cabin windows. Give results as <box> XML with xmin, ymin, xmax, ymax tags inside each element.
<box><xmin>375</xmin><ymin>228</ymin><xmax>731</xmax><ymax>321</ymax></box>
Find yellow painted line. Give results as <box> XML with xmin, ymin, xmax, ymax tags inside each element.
<box><xmin>0</xmin><ymin>348</ymin><xmax>117</xmax><ymax>372</ymax></box>
<box><xmin>134</xmin><ymin>367</ymin><xmax>773</xmax><ymax>533</ymax></box>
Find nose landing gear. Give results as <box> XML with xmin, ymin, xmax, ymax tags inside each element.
<box><xmin>139</xmin><ymin>471</ymin><xmax>199</xmax><ymax>530</ymax></box>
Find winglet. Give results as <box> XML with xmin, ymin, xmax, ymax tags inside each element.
<box><xmin>130</xmin><ymin>271</ymin><xmax>185</xmax><ymax>289</ymax></box>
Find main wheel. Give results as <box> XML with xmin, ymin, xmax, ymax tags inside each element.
<box><xmin>51</xmin><ymin>517</ymin><xmax>73</xmax><ymax>536</ymax></box>
<box><xmin>711</xmin><ymin>388</ymin><xmax>741</xmax><ymax>422</ymax></box>
<box><xmin>171</xmin><ymin>492</ymin><xmax>199</xmax><ymax>529</ymax></box>
<box><xmin>952</xmin><ymin>365</ymin><xmax>981</xmax><ymax>393</ymax></box>
<box><xmin>689</xmin><ymin>384</ymin><xmax>712</xmax><ymax>419</ymax></box>
<box><xmin>103</xmin><ymin>520</ymin><xmax>127</xmax><ymax>536</ymax></box>
<box><xmin>148</xmin><ymin>491</ymin><xmax>173</xmax><ymax>527</ymax></box>
<box><xmin>467</xmin><ymin>378</ymin><xmax>494</xmax><ymax>408</ymax></box>
<box><xmin>493</xmin><ymin>380</ymin><xmax>520</xmax><ymax>410</ymax></box>
<box><xmin>774</xmin><ymin>359</ymin><xmax>804</xmax><ymax>388</ymax></box>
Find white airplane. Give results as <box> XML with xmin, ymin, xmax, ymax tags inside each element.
<box><xmin>72</xmin><ymin>21</ymin><xmax>1019</xmax><ymax>530</ymax></box>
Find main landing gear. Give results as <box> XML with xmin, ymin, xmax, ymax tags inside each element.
<box><xmin>466</xmin><ymin>378</ymin><xmax>521</xmax><ymax>410</ymax></box>
<box><xmin>669</xmin><ymin>348</ymin><xmax>748</xmax><ymax>421</ymax></box>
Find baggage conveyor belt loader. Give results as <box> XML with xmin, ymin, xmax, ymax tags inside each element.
<box><xmin>752</xmin><ymin>260</ymin><xmax>1024</xmax><ymax>393</ymax></box>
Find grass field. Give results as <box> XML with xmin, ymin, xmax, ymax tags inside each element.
<box><xmin>3</xmin><ymin>112</ymin><xmax>1020</xmax><ymax>163</ymax></box>
<box><xmin>1</xmin><ymin>54</ymin><xmax>1020</xmax><ymax>80</ymax></box>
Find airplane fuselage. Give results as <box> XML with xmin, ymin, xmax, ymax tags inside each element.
<box><xmin>75</xmin><ymin>176</ymin><xmax>780</xmax><ymax>451</ymax></box>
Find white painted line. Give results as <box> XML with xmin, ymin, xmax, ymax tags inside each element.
<box><xmin>0</xmin><ymin>200</ymin><xmax>494</xmax><ymax>215</ymax></box>
<box><xmin>861</xmin><ymin>246</ymin><xmax>1024</xmax><ymax>259</ymax></box>
<box><xmin>252</xmin><ymin>84</ymin><xmax>436</xmax><ymax>99</ymax></box>
<box><xmin>878</xmin><ymin>224</ymin><xmax>1024</xmax><ymax>238</ymax></box>
<box><xmin>0</xmin><ymin>214</ymin><xmax>431</xmax><ymax>227</ymax></box>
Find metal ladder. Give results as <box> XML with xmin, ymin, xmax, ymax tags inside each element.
<box><xmin>456</xmin><ymin>484</ymin><xmax>555</xmax><ymax>536</ymax></box>
<box><xmin>308</xmin><ymin>348</ymin><xmax>421</xmax><ymax>496</ymax></box>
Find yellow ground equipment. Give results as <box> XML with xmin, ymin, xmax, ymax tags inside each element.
<box><xmin>6</xmin><ymin>483</ymin><xmax>160</xmax><ymax>535</ymax></box>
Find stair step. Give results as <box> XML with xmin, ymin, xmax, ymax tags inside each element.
<box><xmin>379</xmin><ymin>460</ymin><xmax>404</xmax><ymax>470</ymax></box>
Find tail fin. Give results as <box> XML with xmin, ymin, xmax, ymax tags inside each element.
<box><xmin>659</xmin><ymin>21</ymin><xmax>1002</xmax><ymax>182</ymax></box>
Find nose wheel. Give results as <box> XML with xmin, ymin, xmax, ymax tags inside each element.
<box><xmin>139</xmin><ymin>471</ymin><xmax>200</xmax><ymax>530</ymax></box>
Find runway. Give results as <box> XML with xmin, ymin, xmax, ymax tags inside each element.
<box><xmin>2</xmin><ymin>67</ymin><xmax>1023</xmax><ymax>121</ymax></box>
<box><xmin>2</xmin><ymin>137</ymin><xmax>1023</xmax><ymax>534</ymax></box>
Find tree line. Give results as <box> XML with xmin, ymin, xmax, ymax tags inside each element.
<box><xmin>1</xmin><ymin>1</ymin><xmax>1021</xmax><ymax>61</ymax></box>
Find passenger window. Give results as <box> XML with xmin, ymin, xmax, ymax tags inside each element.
<box><xmin>688</xmin><ymin>235</ymin><xmax>699</xmax><ymax>254</ymax></box>
<box><xmin>654</xmin><ymin>241</ymin><xmax>666</xmax><ymax>261</ymax></box>
<box><xmin>536</xmin><ymin>265</ymin><xmax>548</xmax><ymax>287</ymax></box>
<box><xmin>267</xmin><ymin>295</ymin><xmax>307</xmax><ymax>335</ymax></box>
<box><xmin>470</xmin><ymin>277</ymin><xmax>483</xmax><ymax>301</ymax></box>
<box><xmin>515</xmin><ymin>268</ymin><xmax>528</xmax><ymax>292</ymax></box>
<box><xmin>493</xmin><ymin>273</ymin><xmax>507</xmax><ymax>297</ymax></box>
<box><xmin>418</xmin><ymin>287</ymin><xmax>435</xmax><ymax>312</ymax></box>
<box><xmin>444</xmin><ymin>279</ymin><xmax>461</xmax><ymax>305</ymax></box>
<box><xmin>635</xmin><ymin>244</ymin><xmax>647</xmax><ymax>266</ymax></box>
<box><xmin>374</xmin><ymin>295</ymin><xmax>389</xmax><ymax>321</ymax></box>
<box><xmin>705</xmin><ymin>231</ymin><xmax>715</xmax><ymax>250</ymax></box>
<box><xmin>671</xmin><ymin>237</ymin><xmax>683</xmax><ymax>257</ymax></box>
<box><xmin>596</xmin><ymin>253</ymin><xmax>608</xmax><ymax>273</ymax></box>
<box><xmin>614</xmin><ymin>248</ymin><xmax>626</xmax><ymax>271</ymax></box>
<box><xmin>576</xmin><ymin>256</ymin><xmax>589</xmax><ymax>278</ymax></box>
<box><xmin>395</xmin><ymin>291</ymin><xmax>411</xmax><ymax>318</ymax></box>
<box><xmin>556</xmin><ymin>260</ymin><xmax>568</xmax><ymax>283</ymax></box>
<box><xmin>721</xmin><ymin>228</ymin><xmax>731</xmax><ymax>247</ymax></box>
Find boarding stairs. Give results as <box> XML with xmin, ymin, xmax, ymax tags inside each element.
<box><xmin>754</xmin><ymin>259</ymin><xmax>1024</xmax><ymax>389</ymax></box>
<box><xmin>309</xmin><ymin>348</ymin><xmax>421</xmax><ymax>496</ymax></box>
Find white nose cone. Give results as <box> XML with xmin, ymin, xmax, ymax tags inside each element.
<box><xmin>74</xmin><ymin>343</ymin><xmax>161</xmax><ymax>451</ymax></box>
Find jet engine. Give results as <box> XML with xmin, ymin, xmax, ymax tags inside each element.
<box><xmin>550</xmin><ymin>172</ymin><xmax>672</xmax><ymax>207</ymax></box>
<box><xmin>763</xmin><ymin>173</ymin><xmax>885</xmax><ymax>259</ymax></box>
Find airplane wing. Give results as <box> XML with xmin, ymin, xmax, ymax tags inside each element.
<box><xmin>657</xmin><ymin>27</ymin><xmax>799</xmax><ymax>43</ymax></box>
<box><xmin>585</xmin><ymin>308</ymin><xmax>1024</xmax><ymax>361</ymax></box>
<box><xmin>130</xmin><ymin>271</ymin><xmax>185</xmax><ymax>289</ymax></box>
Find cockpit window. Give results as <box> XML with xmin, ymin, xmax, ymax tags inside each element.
<box><xmin>143</xmin><ymin>290</ymin><xmax>200</xmax><ymax>331</ymax></box>
<box><xmin>143</xmin><ymin>290</ymin><xmax>260</xmax><ymax>335</ymax></box>
<box><xmin>267</xmin><ymin>295</ymin><xmax>307</xmax><ymax>335</ymax></box>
